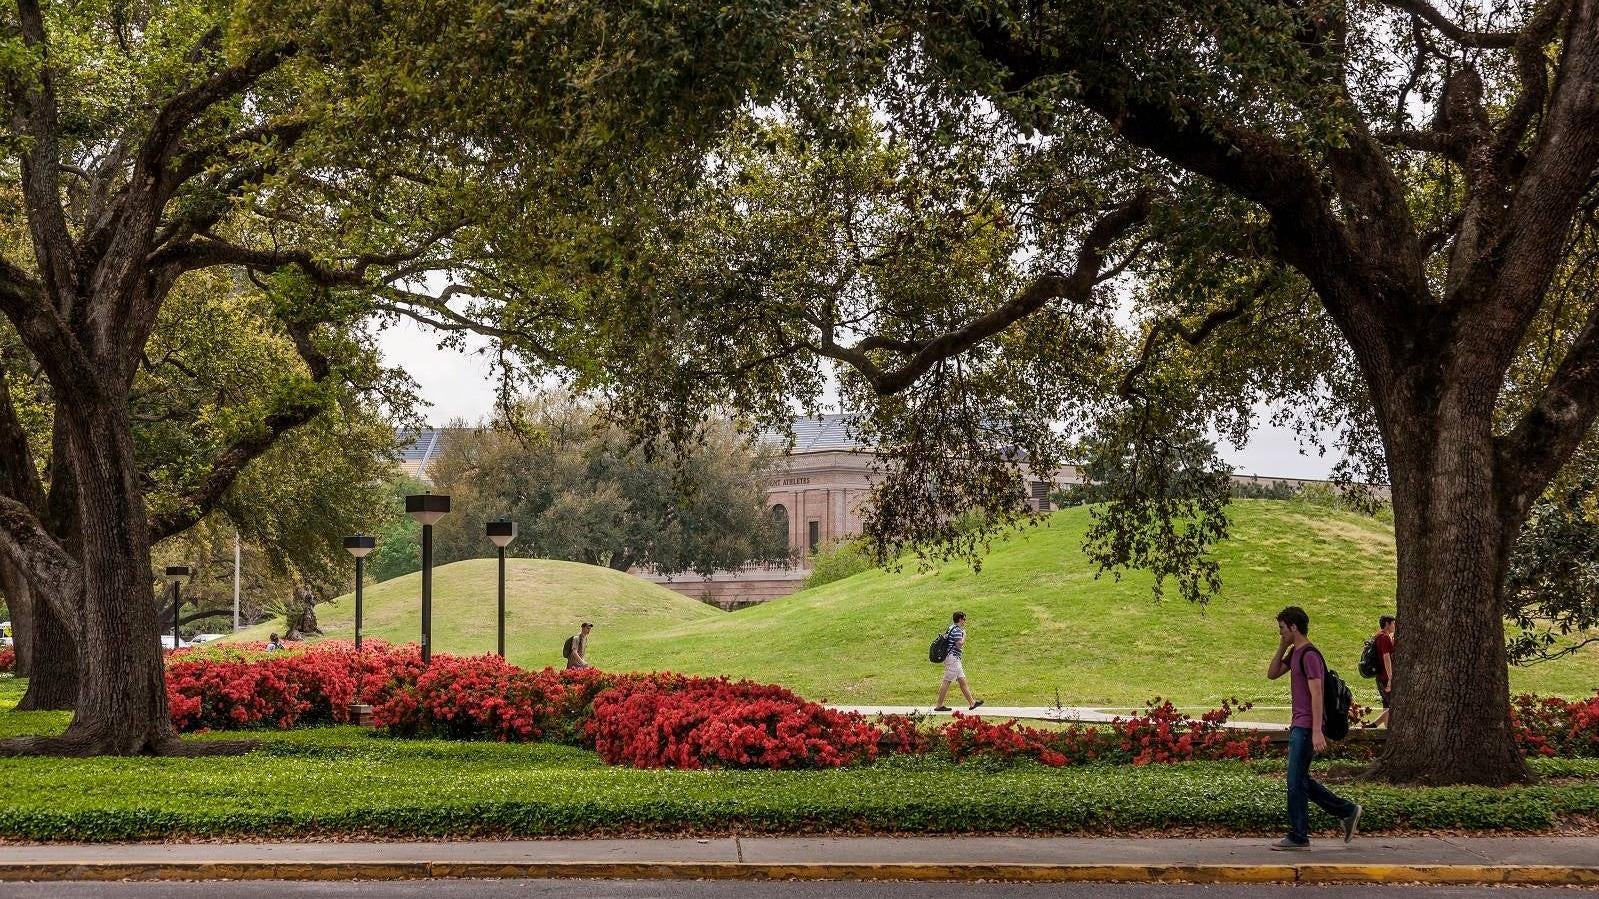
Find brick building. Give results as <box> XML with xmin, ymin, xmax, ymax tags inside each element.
<box><xmin>638</xmin><ymin>414</ymin><xmax>1081</xmax><ymax>608</ymax></box>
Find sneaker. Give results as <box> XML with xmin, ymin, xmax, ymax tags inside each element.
<box><xmin>1269</xmin><ymin>838</ymin><xmax>1311</xmax><ymax>851</ymax></box>
<box><xmin>932</xmin><ymin>706</ymin><xmax>953</xmax><ymax>712</ymax></box>
<box><xmin>1342</xmin><ymin>804</ymin><xmax>1362</xmax><ymax>843</ymax></box>
<box><xmin>969</xmin><ymin>699</ymin><xmax>985</xmax><ymax>711</ymax></box>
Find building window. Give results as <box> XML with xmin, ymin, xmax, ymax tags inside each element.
<box><xmin>1031</xmin><ymin>481</ymin><xmax>1052</xmax><ymax>512</ymax></box>
<box><xmin>807</xmin><ymin>520</ymin><xmax>821</xmax><ymax>555</ymax></box>
<box><xmin>771</xmin><ymin>504</ymin><xmax>789</xmax><ymax>546</ymax></box>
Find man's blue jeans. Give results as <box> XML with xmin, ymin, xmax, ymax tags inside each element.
<box><xmin>1286</xmin><ymin>726</ymin><xmax>1356</xmax><ymax>844</ymax></box>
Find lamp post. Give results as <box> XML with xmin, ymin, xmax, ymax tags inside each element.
<box><xmin>164</xmin><ymin>565</ymin><xmax>192</xmax><ymax>653</ymax></box>
<box><xmin>485</xmin><ymin>519</ymin><xmax>517</xmax><ymax>658</ymax></box>
<box><xmin>405</xmin><ymin>494</ymin><xmax>450</xmax><ymax>664</ymax></box>
<box><xmin>343</xmin><ymin>534</ymin><xmax>376</xmax><ymax>652</ymax></box>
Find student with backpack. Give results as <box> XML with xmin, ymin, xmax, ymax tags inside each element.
<box><xmin>1266</xmin><ymin>606</ymin><xmax>1361</xmax><ymax>850</ymax></box>
<box><xmin>563</xmin><ymin>622</ymin><xmax>593</xmax><ymax>670</ymax></box>
<box><xmin>1359</xmin><ymin>615</ymin><xmax>1396</xmax><ymax>728</ymax></box>
<box><xmin>930</xmin><ymin>611</ymin><xmax>984</xmax><ymax>713</ymax></box>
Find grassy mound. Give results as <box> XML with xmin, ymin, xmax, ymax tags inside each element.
<box><xmin>231</xmin><ymin>558</ymin><xmax>721</xmax><ymax>669</ymax></box>
<box><xmin>234</xmin><ymin>500</ymin><xmax>1599</xmax><ymax>707</ymax></box>
<box><xmin>597</xmin><ymin>500</ymin><xmax>1599</xmax><ymax>706</ymax></box>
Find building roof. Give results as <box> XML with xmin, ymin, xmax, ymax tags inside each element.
<box><xmin>395</xmin><ymin>428</ymin><xmax>455</xmax><ymax>482</ymax></box>
<box><xmin>776</xmin><ymin>413</ymin><xmax>872</xmax><ymax>454</ymax></box>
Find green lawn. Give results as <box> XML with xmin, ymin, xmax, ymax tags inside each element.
<box><xmin>602</xmin><ymin>501</ymin><xmax>1599</xmax><ymax>706</ymax></box>
<box><xmin>0</xmin><ymin>676</ymin><xmax>1595</xmax><ymax>841</ymax></box>
<box><xmin>235</xmin><ymin>500</ymin><xmax>1599</xmax><ymax>707</ymax></box>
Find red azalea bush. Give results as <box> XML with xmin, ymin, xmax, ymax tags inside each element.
<box><xmin>876</xmin><ymin>713</ymin><xmax>937</xmax><ymax>755</ymax></box>
<box><xmin>1104</xmin><ymin>699</ymin><xmax>1269</xmax><ymax>765</ymax></box>
<box><xmin>166</xmin><ymin>641</ymin><xmax>420</xmax><ymax>732</ymax></box>
<box><xmin>0</xmin><ymin>647</ymin><xmax>14</xmax><ymax>673</ymax></box>
<box><xmin>941</xmin><ymin>714</ymin><xmax>1096</xmax><ymax>767</ymax></box>
<box><xmin>1513</xmin><ymin>692</ymin><xmax>1599</xmax><ymax>758</ymax></box>
<box><xmin>587</xmin><ymin>674</ymin><xmax>880</xmax><ymax>769</ymax></box>
<box><xmin>372</xmin><ymin>656</ymin><xmax>613</xmax><ymax>742</ymax></box>
<box><xmin>890</xmin><ymin>700</ymin><xmax>1266</xmax><ymax>769</ymax></box>
<box><xmin>157</xmin><ymin>641</ymin><xmax>1596</xmax><ymax>768</ymax></box>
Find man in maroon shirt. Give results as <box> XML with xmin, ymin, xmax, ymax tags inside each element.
<box><xmin>1369</xmin><ymin>615</ymin><xmax>1395</xmax><ymax>728</ymax></box>
<box><xmin>1267</xmin><ymin>606</ymin><xmax>1361</xmax><ymax>850</ymax></box>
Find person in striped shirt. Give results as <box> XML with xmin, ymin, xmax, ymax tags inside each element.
<box><xmin>933</xmin><ymin>611</ymin><xmax>984</xmax><ymax>712</ymax></box>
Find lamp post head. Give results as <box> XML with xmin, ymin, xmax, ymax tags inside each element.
<box><xmin>405</xmin><ymin>493</ymin><xmax>451</xmax><ymax>526</ymax></box>
<box><xmin>344</xmin><ymin>534</ymin><xmax>377</xmax><ymax>558</ymax></box>
<box><xmin>163</xmin><ymin>564</ymin><xmax>192</xmax><ymax>585</ymax></box>
<box><xmin>486</xmin><ymin>518</ymin><xmax>517</xmax><ymax>548</ymax></box>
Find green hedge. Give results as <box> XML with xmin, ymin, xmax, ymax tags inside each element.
<box><xmin>4</xmin><ymin>678</ymin><xmax>1596</xmax><ymax>842</ymax></box>
<box><xmin>0</xmin><ymin>725</ymin><xmax>1593</xmax><ymax>841</ymax></box>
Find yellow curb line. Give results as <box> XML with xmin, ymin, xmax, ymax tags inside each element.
<box><xmin>0</xmin><ymin>862</ymin><xmax>1596</xmax><ymax>884</ymax></box>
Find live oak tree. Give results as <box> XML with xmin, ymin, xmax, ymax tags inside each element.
<box><xmin>0</xmin><ymin>0</ymin><xmax>813</xmax><ymax>755</ymax></box>
<box><xmin>566</xmin><ymin>1</ymin><xmax>1599</xmax><ymax>785</ymax></box>
<box><xmin>1</xmin><ymin>270</ymin><xmax>404</xmax><ymax>710</ymax></box>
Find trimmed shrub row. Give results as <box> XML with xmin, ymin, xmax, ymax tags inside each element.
<box><xmin>0</xmin><ymin>748</ymin><xmax>1591</xmax><ymax>842</ymax></box>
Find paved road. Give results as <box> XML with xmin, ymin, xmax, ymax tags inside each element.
<box><xmin>0</xmin><ymin>883</ymin><xmax>1592</xmax><ymax>898</ymax></box>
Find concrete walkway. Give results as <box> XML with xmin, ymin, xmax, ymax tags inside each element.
<box><xmin>829</xmin><ymin>705</ymin><xmax>1290</xmax><ymax>730</ymax></box>
<box><xmin>0</xmin><ymin>836</ymin><xmax>1593</xmax><ymax>884</ymax></box>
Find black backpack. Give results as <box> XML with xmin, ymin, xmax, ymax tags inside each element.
<box><xmin>1299</xmin><ymin>645</ymin><xmax>1352</xmax><ymax>741</ymax></box>
<box><xmin>1357</xmin><ymin>638</ymin><xmax>1380</xmax><ymax>678</ymax></box>
<box><xmin>562</xmin><ymin>635</ymin><xmax>576</xmax><ymax>661</ymax></box>
<box><xmin>929</xmin><ymin>632</ymin><xmax>952</xmax><ymax>663</ymax></box>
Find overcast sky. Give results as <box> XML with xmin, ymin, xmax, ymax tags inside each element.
<box><xmin>379</xmin><ymin>322</ymin><xmax>1345</xmax><ymax>481</ymax></box>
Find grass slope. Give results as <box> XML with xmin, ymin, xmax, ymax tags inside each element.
<box><xmin>598</xmin><ymin>500</ymin><xmax>1599</xmax><ymax>707</ymax></box>
<box><xmin>232</xmin><ymin>558</ymin><xmax>721</xmax><ymax>669</ymax></box>
<box><xmin>236</xmin><ymin>500</ymin><xmax>1599</xmax><ymax>707</ymax></box>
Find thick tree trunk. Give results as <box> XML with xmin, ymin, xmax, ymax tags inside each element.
<box><xmin>18</xmin><ymin>427</ymin><xmax>84</xmax><ymax>709</ymax></box>
<box><xmin>2</xmin><ymin>400</ymin><xmax>177</xmax><ymax>755</ymax></box>
<box><xmin>1372</xmin><ymin>377</ymin><xmax>1531</xmax><ymax>786</ymax></box>
<box><xmin>14</xmin><ymin>582</ymin><xmax>76</xmax><ymax>711</ymax></box>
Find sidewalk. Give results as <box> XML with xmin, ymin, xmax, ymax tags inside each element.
<box><xmin>0</xmin><ymin>836</ymin><xmax>1594</xmax><ymax>884</ymax></box>
<box><xmin>829</xmin><ymin>705</ymin><xmax>1290</xmax><ymax>730</ymax></box>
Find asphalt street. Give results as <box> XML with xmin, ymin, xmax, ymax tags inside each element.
<box><xmin>0</xmin><ymin>882</ymin><xmax>1593</xmax><ymax>898</ymax></box>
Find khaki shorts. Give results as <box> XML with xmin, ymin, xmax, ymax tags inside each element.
<box><xmin>942</xmin><ymin>654</ymin><xmax>966</xmax><ymax>682</ymax></box>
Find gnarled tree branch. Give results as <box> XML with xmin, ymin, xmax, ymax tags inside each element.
<box><xmin>818</xmin><ymin>192</ymin><xmax>1151</xmax><ymax>396</ymax></box>
<box><xmin>148</xmin><ymin>322</ymin><xmax>332</xmax><ymax>543</ymax></box>
<box><xmin>1376</xmin><ymin>0</ymin><xmax>1523</xmax><ymax>48</ymax></box>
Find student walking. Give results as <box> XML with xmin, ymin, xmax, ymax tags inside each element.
<box><xmin>1367</xmin><ymin>615</ymin><xmax>1395</xmax><ymax>728</ymax></box>
<box><xmin>1267</xmin><ymin>606</ymin><xmax>1361</xmax><ymax>850</ymax></box>
<box><xmin>563</xmin><ymin>622</ymin><xmax>593</xmax><ymax>670</ymax></box>
<box><xmin>933</xmin><ymin>611</ymin><xmax>984</xmax><ymax>713</ymax></box>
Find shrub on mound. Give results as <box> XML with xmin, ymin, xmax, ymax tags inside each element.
<box><xmin>0</xmin><ymin>648</ymin><xmax>13</xmax><ymax>674</ymax></box>
<box><xmin>587</xmin><ymin>674</ymin><xmax>880</xmax><ymax>769</ymax></box>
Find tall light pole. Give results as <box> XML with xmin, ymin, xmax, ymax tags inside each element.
<box><xmin>164</xmin><ymin>565</ymin><xmax>192</xmax><ymax>653</ymax></box>
<box><xmin>343</xmin><ymin>534</ymin><xmax>376</xmax><ymax>652</ymax></box>
<box><xmin>485</xmin><ymin>519</ymin><xmax>517</xmax><ymax>658</ymax></box>
<box><xmin>232</xmin><ymin>532</ymin><xmax>241</xmax><ymax>633</ymax></box>
<box><xmin>405</xmin><ymin>494</ymin><xmax>450</xmax><ymax>664</ymax></box>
